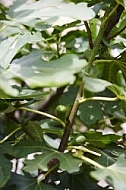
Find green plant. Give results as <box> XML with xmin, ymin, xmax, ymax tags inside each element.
<box><xmin>0</xmin><ymin>0</ymin><xmax>126</xmax><ymax>189</ymax></box>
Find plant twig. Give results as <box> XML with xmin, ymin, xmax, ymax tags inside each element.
<box><xmin>72</xmin><ymin>150</ymin><xmax>105</xmax><ymax>169</ymax></box>
<box><xmin>104</xmin><ymin>4</ymin><xmax>124</xmax><ymax>38</ymax></box>
<box><xmin>19</xmin><ymin>107</ymin><xmax>65</xmax><ymax>127</ymax></box>
<box><xmin>58</xmin><ymin>83</ymin><xmax>84</xmax><ymax>152</ymax></box>
<box><xmin>0</xmin><ymin>127</ymin><xmax>21</xmax><ymax>144</ymax></box>
<box><xmin>78</xmin><ymin>96</ymin><xmax>118</xmax><ymax>104</ymax></box>
<box><xmin>86</xmin><ymin>3</ymin><xmax>119</xmax><ymax>73</ymax></box>
<box><xmin>84</xmin><ymin>21</ymin><xmax>93</xmax><ymax>49</ymax></box>
<box><xmin>107</xmin><ymin>25</ymin><xmax>126</xmax><ymax>40</ymax></box>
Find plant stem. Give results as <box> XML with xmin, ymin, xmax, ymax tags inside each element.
<box><xmin>81</xmin><ymin>155</ymin><xmax>105</xmax><ymax>169</ymax></box>
<box><xmin>86</xmin><ymin>3</ymin><xmax>119</xmax><ymax>73</ymax></box>
<box><xmin>73</xmin><ymin>151</ymin><xmax>105</xmax><ymax>169</ymax></box>
<box><xmin>107</xmin><ymin>25</ymin><xmax>126</xmax><ymax>40</ymax></box>
<box><xmin>38</xmin><ymin>163</ymin><xmax>59</xmax><ymax>183</ymax></box>
<box><xmin>0</xmin><ymin>127</ymin><xmax>21</xmax><ymax>144</ymax></box>
<box><xmin>84</xmin><ymin>21</ymin><xmax>93</xmax><ymax>49</ymax></box>
<box><xmin>58</xmin><ymin>83</ymin><xmax>84</xmax><ymax>152</ymax></box>
<box><xmin>68</xmin><ymin>146</ymin><xmax>101</xmax><ymax>157</ymax></box>
<box><xmin>19</xmin><ymin>107</ymin><xmax>65</xmax><ymax>127</ymax></box>
<box><xmin>78</xmin><ymin>96</ymin><xmax>118</xmax><ymax>104</ymax></box>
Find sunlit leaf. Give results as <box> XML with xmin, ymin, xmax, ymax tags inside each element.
<box><xmin>6</xmin><ymin>0</ymin><xmax>95</xmax><ymax>26</ymax></box>
<box><xmin>83</xmin><ymin>76</ymin><xmax>111</xmax><ymax>93</ymax></box>
<box><xmin>9</xmin><ymin>51</ymin><xmax>87</xmax><ymax>88</ymax></box>
<box><xmin>91</xmin><ymin>154</ymin><xmax>126</xmax><ymax>190</ymax></box>
<box><xmin>0</xmin><ymin>33</ymin><xmax>31</xmax><ymax>69</ymax></box>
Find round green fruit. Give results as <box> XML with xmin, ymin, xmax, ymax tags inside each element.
<box><xmin>55</xmin><ymin>105</ymin><xmax>67</xmax><ymax>122</ymax></box>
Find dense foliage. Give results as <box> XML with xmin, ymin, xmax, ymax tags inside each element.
<box><xmin>0</xmin><ymin>0</ymin><xmax>126</xmax><ymax>189</ymax></box>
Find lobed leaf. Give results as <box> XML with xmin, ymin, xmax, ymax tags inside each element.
<box><xmin>91</xmin><ymin>154</ymin><xmax>126</xmax><ymax>190</ymax></box>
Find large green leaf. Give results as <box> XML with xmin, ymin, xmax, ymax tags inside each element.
<box><xmin>7</xmin><ymin>173</ymin><xmax>56</xmax><ymax>190</ymax></box>
<box><xmin>24</xmin><ymin>149</ymin><xmax>82</xmax><ymax>174</ymax></box>
<box><xmin>9</xmin><ymin>51</ymin><xmax>87</xmax><ymax>88</ymax></box>
<box><xmin>13</xmin><ymin>139</ymin><xmax>82</xmax><ymax>173</ymax></box>
<box><xmin>91</xmin><ymin>154</ymin><xmax>126</xmax><ymax>190</ymax></box>
<box><xmin>6</xmin><ymin>0</ymin><xmax>95</xmax><ymax>26</ymax></box>
<box><xmin>78</xmin><ymin>100</ymin><xmax>103</xmax><ymax>125</ymax></box>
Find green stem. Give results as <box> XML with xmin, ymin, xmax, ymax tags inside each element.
<box><xmin>78</xmin><ymin>96</ymin><xmax>118</xmax><ymax>104</ymax></box>
<box><xmin>38</xmin><ymin>164</ymin><xmax>59</xmax><ymax>183</ymax></box>
<box><xmin>73</xmin><ymin>150</ymin><xmax>105</xmax><ymax>169</ymax></box>
<box><xmin>19</xmin><ymin>107</ymin><xmax>65</xmax><ymax>127</ymax></box>
<box><xmin>94</xmin><ymin>59</ymin><xmax>114</xmax><ymax>64</ymax></box>
<box><xmin>68</xmin><ymin>146</ymin><xmax>101</xmax><ymax>157</ymax></box>
<box><xmin>87</xmin><ymin>3</ymin><xmax>119</xmax><ymax>73</ymax></box>
<box><xmin>0</xmin><ymin>127</ymin><xmax>22</xmax><ymax>144</ymax></box>
<box><xmin>81</xmin><ymin>155</ymin><xmax>105</xmax><ymax>169</ymax></box>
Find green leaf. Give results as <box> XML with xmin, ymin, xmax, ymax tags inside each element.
<box><xmin>27</xmin><ymin>121</ymin><xmax>43</xmax><ymax>142</ymax></box>
<box><xmin>108</xmin><ymin>84</ymin><xmax>126</xmax><ymax>97</ymax></box>
<box><xmin>84</xmin><ymin>131</ymin><xmax>120</xmax><ymax>148</ymax></box>
<box><xmin>0</xmin><ymin>143</ymin><xmax>13</xmax><ymax>188</ymax></box>
<box><xmin>12</xmin><ymin>87</ymin><xmax>48</xmax><ymax>99</ymax></box>
<box><xmin>6</xmin><ymin>0</ymin><xmax>95</xmax><ymax>26</ymax></box>
<box><xmin>78</xmin><ymin>100</ymin><xmax>103</xmax><ymax>125</ymax></box>
<box><xmin>0</xmin><ymin>33</ymin><xmax>31</xmax><ymax>69</ymax></box>
<box><xmin>0</xmin><ymin>67</ymin><xmax>19</xmax><ymax>97</ymax></box>
<box><xmin>91</xmin><ymin>154</ymin><xmax>126</xmax><ymax>190</ymax></box>
<box><xmin>7</xmin><ymin>172</ymin><xmax>56</xmax><ymax>190</ymax></box>
<box><xmin>9</xmin><ymin>51</ymin><xmax>87</xmax><ymax>88</ymax></box>
<box><xmin>24</xmin><ymin>150</ymin><xmax>82</xmax><ymax>174</ymax></box>
<box><xmin>83</xmin><ymin>76</ymin><xmax>111</xmax><ymax>93</ymax></box>
<box><xmin>59</xmin><ymin>87</ymin><xmax>78</xmax><ymax>106</ymax></box>
<box><xmin>69</xmin><ymin>166</ymin><xmax>105</xmax><ymax>190</ymax></box>
<box><xmin>102</xmin><ymin>61</ymin><xmax>119</xmax><ymax>83</ymax></box>
<box><xmin>13</xmin><ymin>139</ymin><xmax>82</xmax><ymax>173</ymax></box>
<box><xmin>39</xmin><ymin>119</ymin><xmax>63</xmax><ymax>136</ymax></box>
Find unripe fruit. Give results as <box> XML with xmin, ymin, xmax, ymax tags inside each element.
<box><xmin>55</xmin><ymin>105</ymin><xmax>67</xmax><ymax>123</ymax></box>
